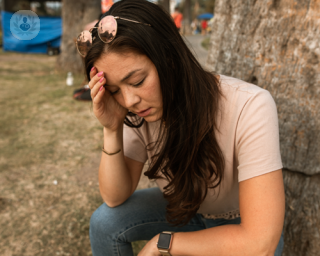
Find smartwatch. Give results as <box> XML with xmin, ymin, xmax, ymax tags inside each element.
<box><xmin>157</xmin><ymin>231</ymin><xmax>174</xmax><ymax>256</ymax></box>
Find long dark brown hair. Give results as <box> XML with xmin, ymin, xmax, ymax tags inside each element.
<box><xmin>84</xmin><ymin>0</ymin><xmax>224</xmax><ymax>226</ymax></box>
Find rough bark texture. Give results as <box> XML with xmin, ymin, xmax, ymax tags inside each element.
<box><xmin>206</xmin><ymin>0</ymin><xmax>320</xmax><ymax>255</ymax></box>
<box><xmin>283</xmin><ymin>169</ymin><xmax>320</xmax><ymax>256</ymax></box>
<box><xmin>56</xmin><ymin>0</ymin><xmax>101</xmax><ymax>74</ymax></box>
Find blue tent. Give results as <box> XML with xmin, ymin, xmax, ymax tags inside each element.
<box><xmin>1</xmin><ymin>10</ymin><xmax>62</xmax><ymax>53</ymax></box>
<box><xmin>197</xmin><ymin>13</ymin><xmax>214</xmax><ymax>20</ymax></box>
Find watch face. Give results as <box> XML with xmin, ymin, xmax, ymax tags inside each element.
<box><xmin>158</xmin><ymin>233</ymin><xmax>171</xmax><ymax>249</ymax></box>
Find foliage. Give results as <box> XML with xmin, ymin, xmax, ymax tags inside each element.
<box><xmin>201</xmin><ymin>36</ymin><xmax>210</xmax><ymax>50</ymax></box>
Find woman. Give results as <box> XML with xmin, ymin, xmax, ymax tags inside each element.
<box><xmin>76</xmin><ymin>0</ymin><xmax>285</xmax><ymax>255</ymax></box>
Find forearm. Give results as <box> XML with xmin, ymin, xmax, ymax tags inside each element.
<box><xmin>170</xmin><ymin>224</ymin><xmax>273</xmax><ymax>256</ymax></box>
<box><xmin>98</xmin><ymin>126</ymin><xmax>133</xmax><ymax>207</ymax></box>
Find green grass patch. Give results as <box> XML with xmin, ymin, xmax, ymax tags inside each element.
<box><xmin>201</xmin><ymin>36</ymin><xmax>211</xmax><ymax>50</ymax></box>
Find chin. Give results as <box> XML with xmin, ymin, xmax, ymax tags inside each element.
<box><xmin>144</xmin><ymin>112</ymin><xmax>162</xmax><ymax>123</ymax></box>
<box><xmin>143</xmin><ymin>116</ymin><xmax>158</xmax><ymax>123</ymax></box>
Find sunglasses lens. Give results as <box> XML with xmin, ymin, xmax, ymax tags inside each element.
<box><xmin>76</xmin><ymin>30</ymin><xmax>92</xmax><ymax>57</ymax></box>
<box><xmin>98</xmin><ymin>16</ymin><xmax>117</xmax><ymax>43</ymax></box>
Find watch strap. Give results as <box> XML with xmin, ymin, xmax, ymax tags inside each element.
<box><xmin>158</xmin><ymin>249</ymin><xmax>172</xmax><ymax>255</ymax></box>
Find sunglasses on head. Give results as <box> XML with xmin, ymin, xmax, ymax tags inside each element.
<box><xmin>76</xmin><ymin>15</ymin><xmax>151</xmax><ymax>57</ymax></box>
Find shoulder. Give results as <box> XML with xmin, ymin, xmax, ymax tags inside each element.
<box><xmin>219</xmin><ymin>74</ymin><xmax>267</xmax><ymax>95</ymax></box>
<box><xmin>218</xmin><ymin>76</ymin><xmax>283</xmax><ymax>182</ymax></box>
<box><xmin>219</xmin><ymin>74</ymin><xmax>275</xmax><ymax>108</ymax></box>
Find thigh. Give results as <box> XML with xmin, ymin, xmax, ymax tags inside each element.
<box><xmin>90</xmin><ymin>187</ymin><xmax>207</xmax><ymax>243</ymax></box>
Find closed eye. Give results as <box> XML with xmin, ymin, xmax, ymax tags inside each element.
<box><xmin>132</xmin><ymin>78</ymin><xmax>145</xmax><ymax>87</ymax></box>
<box><xmin>110</xmin><ymin>78</ymin><xmax>145</xmax><ymax>95</ymax></box>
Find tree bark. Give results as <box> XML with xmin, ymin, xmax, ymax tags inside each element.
<box><xmin>56</xmin><ymin>0</ymin><xmax>101</xmax><ymax>74</ymax></box>
<box><xmin>183</xmin><ymin>0</ymin><xmax>192</xmax><ymax>34</ymax></box>
<box><xmin>206</xmin><ymin>0</ymin><xmax>320</xmax><ymax>255</ymax></box>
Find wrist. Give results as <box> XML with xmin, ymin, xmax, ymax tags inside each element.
<box><xmin>103</xmin><ymin>126</ymin><xmax>123</xmax><ymax>153</ymax></box>
<box><xmin>103</xmin><ymin>126</ymin><xmax>123</xmax><ymax>137</ymax></box>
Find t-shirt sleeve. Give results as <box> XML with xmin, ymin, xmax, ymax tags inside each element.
<box><xmin>236</xmin><ymin>90</ymin><xmax>283</xmax><ymax>182</ymax></box>
<box><xmin>123</xmin><ymin>124</ymin><xmax>148</xmax><ymax>163</ymax></box>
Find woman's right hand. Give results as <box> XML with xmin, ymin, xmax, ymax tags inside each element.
<box><xmin>89</xmin><ymin>67</ymin><xmax>128</xmax><ymax>131</ymax></box>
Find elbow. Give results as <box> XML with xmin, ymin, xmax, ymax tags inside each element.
<box><xmin>261</xmin><ymin>230</ymin><xmax>283</xmax><ymax>256</ymax></box>
<box><xmin>102</xmin><ymin>196</ymin><xmax>126</xmax><ymax>208</ymax></box>
<box><xmin>262</xmin><ymin>241</ymin><xmax>281</xmax><ymax>256</ymax></box>
<box><xmin>260</xmin><ymin>249</ymin><xmax>276</xmax><ymax>256</ymax></box>
<box><xmin>101</xmin><ymin>193</ymin><xmax>128</xmax><ymax>208</ymax></box>
<box><xmin>99</xmin><ymin>187</ymin><xmax>132</xmax><ymax>208</ymax></box>
<box><xmin>104</xmin><ymin>201</ymin><xmax>122</xmax><ymax>208</ymax></box>
<box><xmin>256</xmin><ymin>247</ymin><xmax>274</xmax><ymax>256</ymax></box>
<box><xmin>241</xmin><ymin>226</ymin><xmax>282</xmax><ymax>256</ymax></box>
<box><xmin>254</xmin><ymin>236</ymin><xmax>281</xmax><ymax>256</ymax></box>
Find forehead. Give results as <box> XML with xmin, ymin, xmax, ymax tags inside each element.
<box><xmin>94</xmin><ymin>52</ymin><xmax>150</xmax><ymax>76</ymax></box>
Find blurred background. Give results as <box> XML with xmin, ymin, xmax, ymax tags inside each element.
<box><xmin>0</xmin><ymin>0</ymin><xmax>319</xmax><ymax>255</ymax></box>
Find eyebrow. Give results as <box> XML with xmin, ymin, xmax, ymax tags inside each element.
<box><xmin>120</xmin><ymin>69</ymin><xmax>142</xmax><ymax>83</ymax></box>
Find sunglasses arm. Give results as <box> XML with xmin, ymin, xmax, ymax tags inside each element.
<box><xmin>89</xmin><ymin>27</ymin><xmax>99</xmax><ymax>33</ymax></box>
<box><xmin>114</xmin><ymin>16</ymin><xmax>151</xmax><ymax>27</ymax></box>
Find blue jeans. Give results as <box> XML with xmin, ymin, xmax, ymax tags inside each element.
<box><xmin>90</xmin><ymin>187</ymin><xmax>284</xmax><ymax>256</ymax></box>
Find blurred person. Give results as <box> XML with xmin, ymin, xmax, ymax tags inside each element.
<box><xmin>191</xmin><ymin>19</ymin><xmax>199</xmax><ymax>34</ymax></box>
<box><xmin>201</xmin><ymin>19</ymin><xmax>208</xmax><ymax>35</ymax></box>
<box><xmin>75</xmin><ymin>0</ymin><xmax>285</xmax><ymax>255</ymax></box>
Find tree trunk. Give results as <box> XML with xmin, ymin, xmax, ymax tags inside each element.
<box><xmin>57</xmin><ymin>0</ymin><xmax>101</xmax><ymax>74</ymax></box>
<box><xmin>162</xmin><ymin>0</ymin><xmax>170</xmax><ymax>13</ymax></box>
<box><xmin>206</xmin><ymin>0</ymin><xmax>320</xmax><ymax>255</ymax></box>
<box><xmin>183</xmin><ymin>0</ymin><xmax>192</xmax><ymax>34</ymax></box>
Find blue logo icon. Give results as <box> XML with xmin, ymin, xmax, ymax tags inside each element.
<box><xmin>10</xmin><ymin>10</ymin><xmax>40</xmax><ymax>40</ymax></box>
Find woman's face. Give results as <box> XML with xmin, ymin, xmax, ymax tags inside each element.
<box><xmin>94</xmin><ymin>52</ymin><xmax>163</xmax><ymax>122</ymax></box>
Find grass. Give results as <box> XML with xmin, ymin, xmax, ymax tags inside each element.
<box><xmin>0</xmin><ymin>50</ymin><xmax>148</xmax><ymax>256</ymax></box>
<box><xmin>201</xmin><ymin>36</ymin><xmax>210</xmax><ymax>51</ymax></box>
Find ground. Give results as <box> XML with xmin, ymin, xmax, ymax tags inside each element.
<box><xmin>0</xmin><ymin>35</ymin><xmax>207</xmax><ymax>256</ymax></box>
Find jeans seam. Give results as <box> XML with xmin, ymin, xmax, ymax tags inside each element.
<box><xmin>116</xmin><ymin>221</ymin><xmax>163</xmax><ymax>256</ymax></box>
<box><xmin>115</xmin><ymin>220</ymin><xmax>201</xmax><ymax>255</ymax></box>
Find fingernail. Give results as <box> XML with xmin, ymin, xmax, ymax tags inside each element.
<box><xmin>91</xmin><ymin>67</ymin><xmax>95</xmax><ymax>71</ymax></box>
<box><xmin>99</xmin><ymin>77</ymin><xmax>104</xmax><ymax>83</ymax></box>
<box><xmin>97</xmin><ymin>71</ymin><xmax>103</xmax><ymax>77</ymax></box>
<box><xmin>99</xmin><ymin>86</ymin><xmax>103</xmax><ymax>91</ymax></box>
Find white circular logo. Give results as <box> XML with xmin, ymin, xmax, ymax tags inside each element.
<box><xmin>10</xmin><ymin>10</ymin><xmax>40</xmax><ymax>40</ymax></box>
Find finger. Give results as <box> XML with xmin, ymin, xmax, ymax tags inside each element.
<box><xmin>91</xmin><ymin>76</ymin><xmax>106</xmax><ymax>100</ymax></box>
<box><xmin>92</xmin><ymin>85</ymin><xmax>106</xmax><ymax>104</ymax></box>
<box><xmin>89</xmin><ymin>66</ymin><xmax>97</xmax><ymax>80</ymax></box>
<box><xmin>89</xmin><ymin>69</ymin><xmax>104</xmax><ymax>89</ymax></box>
<box><xmin>88</xmin><ymin>67</ymin><xmax>97</xmax><ymax>89</ymax></box>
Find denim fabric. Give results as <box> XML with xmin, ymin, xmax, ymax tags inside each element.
<box><xmin>90</xmin><ymin>187</ymin><xmax>284</xmax><ymax>256</ymax></box>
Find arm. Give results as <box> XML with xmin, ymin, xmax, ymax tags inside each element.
<box><xmin>99</xmin><ymin>127</ymin><xmax>145</xmax><ymax>207</ymax></box>
<box><xmin>171</xmin><ymin>169</ymin><xmax>285</xmax><ymax>256</ymax></box>
<box><xmin>139</xmin><ymin>169</ymin><xmax>285</xmax><ymax>256</ymax></box>
<box><xmin>88</xmin><ymin>67</ymin><xmax>146</xmax><ymax>207</ymax></box>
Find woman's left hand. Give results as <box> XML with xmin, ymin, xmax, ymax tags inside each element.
<box><xmin>138</xmin><ymin>234</ymin><xmax>161</xmax><ymax>256</ymax></box>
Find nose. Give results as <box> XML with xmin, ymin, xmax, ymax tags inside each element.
<box><xmin>121</xmin><ymin>87</ymin><xmax>140</xmax><ymax>109</ymax></box>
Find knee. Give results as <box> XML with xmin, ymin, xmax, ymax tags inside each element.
<box><xmin>89</xmin><ymin>203</ymin><xmax>119</xmax><ymax>239</ymax></box>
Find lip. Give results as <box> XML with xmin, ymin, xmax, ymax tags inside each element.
<box><xmin>136</xmin><ymin>108</ymin><xmax>152</xmax><ymax>117</ymax></box>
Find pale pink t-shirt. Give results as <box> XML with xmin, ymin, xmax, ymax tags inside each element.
<box><xmin>123</xmin><ymin>75</ymin><xmax>283</xmax><ymax>219</ymax></box>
